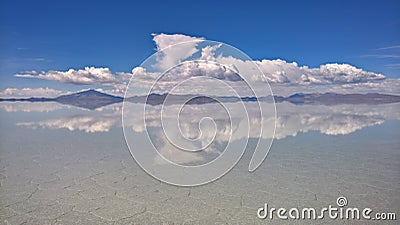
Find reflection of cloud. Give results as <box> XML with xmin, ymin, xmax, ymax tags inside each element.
<box><xmin>125</xmin><ymin>102</ymin><xmax>400</xmax><ymax>140</ymax></box>
<box><xmin>14</xmin><ymin>101</ymin><xmax>398</xmax><ymax>168</ymax></box>
<box><xmin>121</xmin><ymin>101</ymin><xmax>400</xmax><ymax>166</ymax></box>
<box><xmin>149</xmin><ymin>119</ymin><xmax>233</xmax><ymax>166</ymax></box>
<box><xmin>274</xmin><ymin>103</ymin><xmax>400</xmax><ymax>138</ymax></box>
<box><xmin>17</xmin><ymin>110</ymin><xmax>120</xmax><ymax>133</ymax></box>
<box><xmin>15</xmin><ymin>100</ymin><xmax>400</xmax><ymax>139</ymax></box>
<box><xmin>275</xmin><ymin>109</ymin><xmax>381</xmax><ymax>137</ymax></box>
<box><xmin>151</xmin><ymin>129</ymin><xmax>206</xmax><ymax>165</ymax></box>
<box><xmin>0</xmin><ymin>102</ymin><xmax>68</xmax><ymax>112</ymax></box>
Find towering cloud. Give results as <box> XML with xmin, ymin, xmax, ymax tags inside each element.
<box><xmin>152</xmin><ymin>33</ymin><xmax>205</xmax><ymax>70</ymax></box>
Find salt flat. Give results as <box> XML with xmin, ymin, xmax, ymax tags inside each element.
<box><xmin>0</xmin><ymin>102</ymin><xmax>399</xmax><ymax>224</ymax></box>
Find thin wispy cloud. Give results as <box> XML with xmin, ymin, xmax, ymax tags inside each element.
<box><xmin>385</xmin><ymin>63</ymin><xmax>400</xmax><ymax>69</ymax></box>
<box><xmin>362</xmin><ymin>54</ymin><xmax>400</xmax><ymax>59</ymax></box>
<box><xmin>375</xmin><ymin>45</ymin><xmax>400</xmax><ymax>51</ymax></box>
<box><xmin>360</xmin><ymin>44</ymin><xmax>400</xmax><ymax>62</ymax></box>
<box><xmin>31</xmin><ymin>57</ymin><xmax>46</xmax><ymax>61</ymax></box>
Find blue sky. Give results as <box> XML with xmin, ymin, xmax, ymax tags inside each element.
<box><xmin>0</xmin><ymin>0</ymin><xmax>399</xmax><ymax>92</ymax></box>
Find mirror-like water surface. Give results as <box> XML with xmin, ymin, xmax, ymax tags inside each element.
<box><xmin>0</xmin><ymin>101</ymin><xmax>399</xmax><ymax>224</ymax></box>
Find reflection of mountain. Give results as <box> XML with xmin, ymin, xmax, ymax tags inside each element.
<box><xmin>286</xmin><ymin>93</ymin><xmax>400</xmax><ymax>105</ymax></box>
<box><xmin>0</xmin><ymin>102</ymin><xmax>68</xmax><ymax>112</ymax></box>
<box><xmin>127</xmin><ymin>93</ymin><xmax>400</xmax><ymax>105</ymax></box>
<box><xmin>55</xmin><ymin>90</ymin><xmax>123</xmax><ymax>110</ymax></box>
<box><xmin>1</xmin><ymin>90</ymin><xmax>400</xmax><ymax>110</ymax></box>
<box><xmin>126</xmin><ymin>93</ymin><xmax>247</xmax><ymax>105</ymax></box>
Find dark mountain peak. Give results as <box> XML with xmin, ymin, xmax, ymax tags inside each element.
<box><xmin>289</xmin><ymin>93</ymin><xmax>305</xmax><ymax>98</ymax></box>
<box><xmin>60</xmin><ymin>89</ymin><xmax>120</xmax><ymax>99</ymax></box>
<box><xmin>80</xmin><ymin>89</ymin><xmax>100</xmax><ymax>95</ymax></box>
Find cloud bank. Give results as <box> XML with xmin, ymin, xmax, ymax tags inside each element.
<box><xmin>10</xmin><ymin>33</ymin><xmax>399</xmax><ymax>96</ymax></box>
<box><xmin>15</xmin><ymin>67</ymin><xmax>119</xmax><ymax>85</ymax></box>
<box><xmin>0</xmin><ymin>87</ymin><xmax>67</xmax><ymax>98</ymax></box>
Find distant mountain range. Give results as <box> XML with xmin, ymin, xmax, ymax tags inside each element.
<box><xmin>282</xmin><ymin>93</ymin><xmax>400</xmax><ymax>105</ymax></box>
<box><xmin>1</xmin><ymin>89</ymin><xmax>399</xmax><ymax>110</ymax></box>
<box><xmin>0</xmin><ymin>90</ymin><xmax>123</xmax><ymax>110</ymax></box>
<box><xmin>55</xmin><ymin>90</ymin><xmax>123</xmax><ymax>109</ymax></box>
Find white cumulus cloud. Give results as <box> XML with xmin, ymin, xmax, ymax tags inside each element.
<box><xmin>0</xmin><ymin>87</ymin><xmax>67</xmax><ymax>98</ymax></box>
<box><xmin>15</xmin><ymin>67</ymin><xmax>119</xmax><ymax>85</ymax></box>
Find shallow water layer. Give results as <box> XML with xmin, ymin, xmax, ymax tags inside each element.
<box><xmin>0</xmin><ymin>102</ymin><xmax>399</xmax><ymax>224</ymax></box>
